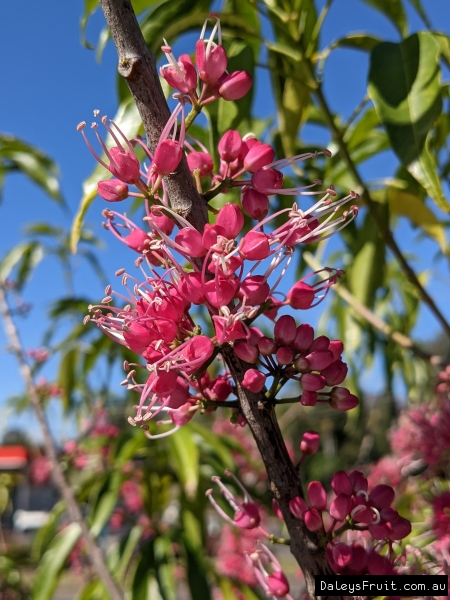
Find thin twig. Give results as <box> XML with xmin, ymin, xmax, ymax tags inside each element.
<box><xmin>303</xmin><ymin>252</ymin><xmax>441</xmax><ymax>363</ymax></box>
<box><xmin>0</xmin><ymin>286</ymin><xmax>123</xmax><ymax>600</ymax></box>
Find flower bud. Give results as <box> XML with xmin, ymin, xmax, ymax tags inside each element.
<box><xmin>242</xmin><ymin>368</ymin><xmax>266</xmax><ymax>393</ymax></box>
<box><xmin>301</xmin><ymin>373</ymin><xmax>326</xmax><ymax>392</ymax></box>
<box><xmin>242</xmin><ymin>188</ymin><xmax>269</xmax><ymax>220</ymax></box>
<box><xmin>303</xmin><ymin>508</ymin><xmax>322</xmax><ymax>531</ymax></box>
<box><xmin>293</xmin><ymin>324</ymin><xmax>314</xmax><ymax>352</ymax></box>
<box><xmin>218</xmin><ymin>130</ymin><xmax>243</xmax><ymax>162</ymax></box>
<box><xmin>218</xmin><ymin>70</ymin><xmax>252</xmax><ymax>100</ymax></box>
<box><xmin>187</xmin><ymin>151</ymin><xmax>214</xmax><ymax>176</ymax></box>
<box><xmin>307</xmin><ymin>481</ymin><xmax>327</xmax><ymax>511</ymax></box>
<box><xmin>258</xmin><ymin>336</ymin><xmax>277</xmax><ymax>356</ymax></box>
<box><xmin>239</xmin><ymin>275</ymin><xmax>270</xmax><ymax>305</ymax></box>
<box><xmin>289</xmin><ymin>496</ymin><xmax>308</xmax><ymax>518</ymax></box>
<box><xmin>240</xmin><ymin>231</ymin><xmax>270</xmax><ymax>260</ymax></box>
<box><xmin>243</xmin><ymin>142</ymin><xmax>275</xmax><ymax>173</ymax></box>
<box><xmin>331</xmin><ymin>471</ymin><xmax>352</xmax><ymax>496</ymax></box>
<box><xmin>306</xmin><ymin>350</ymin><xmax>334</xmax><ymax>371</ymax></box>
<box><xmin>234</xmin><ymin>341</ymin><xmax>259</xmax><ymax>364</ymax></box>
<box><xmin>97</xmin><ymin>179</ymin><xmax>129</xmax><ymax>202</ymax></box>
<box><xmin>300</xmin><ymin>431</ymin><xmax>320</xmax><ymax>455</ymax></box>
<box><xmin>329</xmin><ymin>494</ymin><xmax>351</xmax><ymax>520</ymax></box>
<box><xmin>330</xmin><ymin>387</ymin><xmax>358</xmax><ymax>411</ymax></box>
<box><xmin>251</xmin><ymin>167</ymin><xmax>283</xmax><ymax>194</ymax></box>
<box><xmin>274</xmin><ymin>315</ymin><xmax>297</xmax><ymax>346</ymax></box>
<box><xmin>276</xmin><ymin>347</ymin><xmax>294</xmax><ymax>366</ymax></box>
<box><xmin>266</xmin><ymin>571</ymin><xmax>290</xmax><ymax>597</ymax></box>
<box><xmin>287</xmin><ymin>281</ymin><xmax>315</xmax><ymax>310</ymax></box>
<box><xmin>216</xmin><ymin>203</ymin><xmax>244</xmax><ymax>239</ymax></box>
<box><xmin>300</xmin><ymin>390</ymin><xmax>317</xmax><ymax>406</ymax></box>
<box><xmin>322</xmin><ymin>360</ymin><xmax>348</xmax><ymax>386</ymax></box>
<box><xmin>124</xmin><ymin>228</ymin><xmax>150</xmax><ymax>253</ymax></box>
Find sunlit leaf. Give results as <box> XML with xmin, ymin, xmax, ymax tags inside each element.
<box><xmin>32</xmin><ymin>523</ymin><xmax>82</xmax><ymax>600</ymax></box>
<box><xmin>167</xmin><ymin>425</ymin><xmax>199</xmax><ymax>499</ymax></box>
<box><xmin>0</xmin><ymin>242</ymin><xmax>44</xmax><ymax>289</ymax></box>
<box><xmin>359</xmin><ymin>0</ymin><xmax>408</xmax><ymax>36</ymax></box>
<box><xmin>368</xmin><ymin>33</ymin><xmax>449</xmax><ymax>212</ymax></box>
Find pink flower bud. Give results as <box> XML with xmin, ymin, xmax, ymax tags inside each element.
<box><xmin>251</xmin><ymin>168</ymin><xmax>283</xmax><ymax>194</ymax></box>
<box><xmin>243</xmin><ymin>142</ymin><xmax>275</xmax><ymax>173</ymax></box>
<box><xmin>216</xmin><ymin>203</ymin><xmax>244</xmax><ymax>238</ymax></box>
<box><xmin>287</xmin><ymin>281</ymin><xmax>315</xmax><ymax>310</ymax></box>
<box><xmin>242</xmin><ymin>369</ymin><xmax>266</xmax><ymax>393</ymax></box>
<box><xmin>258</xmin><ymin>336</ymin><xmax>277</xmax><ymax>356</ymax></box>
<box><xmin>329</xmin><ymin>494</ymin><xmax>351</xmax><ymax>520</ymax></box>
<box><xmin>294</xmin><ymin>356</ymin><xmax>310</xmax><ymax>372</ymax></box>
<box><xmin>303</xmin><ymin>508</ymin><xmax>322</xmax><ymax>531</ymax></box>
<box><xmin>97</xmin><ymin>179</ymin><xmax>129</xmax><ymax>202</ymax></box>
<box><xmin>196</xmin><ymin>40</ymin><xmax>227</xmax><ymax>82</ymax></box>
<box><xmin>276</xmin><ymin>347</ymin><xmax>294</xmax><ymax>366</ymax></box>
<box><xmin>240</xmin><ymin>231</ymin><xmax>270</xmax><ymax>260</ymax></box>
<box><xmin>307</xmin><ymin>481</ymin><xmax>327</xmax><ymax>511</ymax></box>
<box><xmin>218</xmin><ymin>131</ymin><xmax>243</xmax><ymax>162</ymax></box>
<box><xmin>184</xmin><ymin>336</ymin><xmax>214</xmax><ymax>369</ymax></box>
<box><xmin>242</xmin><ymin>188</ymin><xmax>269</xmax><ymax>220</ymax></box>
<box><xmin>301</xmin><ymin>373</ymin><xmax>326</xmax><ymax>392</ymax></box>
<box><xmin>300</xmin><ymin>391</ymin><xmax>317</xmax><ymax>406</ymax></box>
<box><xmin>330</xmin><ymin>387</ymin><xmax>358</xmax><ymax>411</ymax></box>
<box><xmin>329</xmin><ymin>340</ymin><xmax>344</xmax><ymax>360</ymax></box>
<box><xmin>274</xmin><ymin>315</ymin><xmax>297</xmax><ymax>346</ymax></box>
<box><xmin>369</xmin><ymin>485</ymin><xmax>395</xmax><ymax>509</ymax></box>
<box><xmin>218</xmin><ymin>70</ymin><xmax>252</xmax><ymax>100</ymax></box>
<box><xmin>310</xmin><ymin>335</ymin><xmax>330</xmax><ymax>352</ymax></box>
<box><xmin>293</xmin><ymin>324</ymin><xmax>314</xmax><ymax>352</ymax></box>
<box><xmin>175</xmin><ymin>228</ymin><xmax>206</xmax><ymax>257</ymax></box>
<box><xmin>234</xmin><ymin>341</ymin><xmax>259</xmax><ymax>364</ymax></box>
<box><xmin>153</xmin><ymin>139</ymin><xmax>183</xmax><ymax>176</ymax></box>
<box><xmin>124</xmin><ymin>228</ymin><xmax>150</xmax><ymax>253</ymax></box>
<box><xmin>187</xmin><ymin>151</ymin><xmax>214</xmax><ymax>176</ymax></box>
<box><xmin>108</xmin><ymin>146</ymin><xmax>141</xmax><ymax>184</ymax></box>
<box><xmin>266</xmin><ymin>571</ymin><xmax>290</xmax><ymax>597</ymax></box>
<box><xmin>272</xmin><ymin>499</ymin><xmax>284</xmax><ymax>519</ymax></box>
<box><xmin>300</xmin><ymin>431</ymin><xmax>320</xmax><ymax>455</ymax></box>
<box><xmin>306</xmin><ymin>350</ymin><xmax>334</xmax><ymax>371</ymax></box>
<box><xmin>322</xmin><ymin>360</ymin><xmax>348</xmax><ymax>386</ymax></box>
<box><xmin>211</xmin><ymin>376</ymin><xmax>232</xmax><ymax>401</ymax></box>
<box><xmin>331</xmin><ymin>471</ymin><xmax>353</xmax><ymax>496</ymax></box>
<box><xmin>239</xmin><ymin>275</ymin><xmax>270</xmax><ymax>305</ymax></box>
<box><xmin>387</xmin><ymin>516</ymin><xmax>411</xmax><ymax>540</ymax></box>
<box><xmin>289</xmin><ymin>496</ymin><xmax>309</xmax><ymax>518</ymax></box>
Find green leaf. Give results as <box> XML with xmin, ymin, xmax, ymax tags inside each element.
<box><xmin>114</xmin><ymin>525</ymin><xmax>143</xmax><ymax>581</ymax></box>
<box><xmin>71</xmin><ymin>98</ymin><xmax>143</xmax><ymax>253</ymax></box>
<box><xmin>328</xmin><ymin>33</ymin><xmax>382</xmax><ymax>54</ymax></box>
<box><xmin>359</xmin><ymin>0</ymin><xmax>408</xmax><ymax>36</ymax></box>
<box><xmin>368</xmin><ymin>33</ymin><xmax>449</xmax><ymax>212</ymax></box>
<box><xmin>0</xmin><ymin>134</ymin><xmax>63</xmax><ymax>204</ymax></box>
<box><xmin>58</xmin><ymin>347</ymin><xmax>78</xmax><ymax>412</ymax></box>
<box><xmin>80</xmin><ymin>0</ymin><xmax>99</xmax><ymax>49</ymax></box>
<box><xmin>0</xmin><ymin>242</ymin><xmax>44</xmax><ymax>289</ymax></box>
<box><xmin>387</xmin><ymin>184</ymin><xmax>448</xmax><ymax>253</ymax></box>
<box><xmin>182</xmin><ymin>511</ymin><xmax>212</xmax><ymax>600</ymax></box>
<box><xmin>32</xmin><ymin>523</ymin><xmax>82</xmax><ymax>600</ymax></box>
<box><xmin>167</xmin><ymin>425</ymin><xmax>199</xmax><ymax>499</ymax></box>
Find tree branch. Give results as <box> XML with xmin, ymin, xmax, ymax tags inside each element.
<box><xmin>98</xmin><ymin>1</ymin><xmax>341</xmax><ymax>597</ymax></box>
<box><xmin>0</xmin><ymin>286</ymin><xmax>123</xmax><ymax>600</ymax></box>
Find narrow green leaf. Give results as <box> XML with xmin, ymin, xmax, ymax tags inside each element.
<box><xmin>368</xmin><ymin>33</ymin><xmax>449</xmax><ymax>212</ymax></box>
<box><xmin>0</xmin><ymin>134</ymin><xmax>62</xmax><ymax>203</ymax></box>
<box><xmin>80</xmin><ymin>0</ymin><xmax>99</xmax><ymax>49</ymax></box>
<box><xmin>359</xmin><ymin>0</ymin><xmax>408</xmax><ymax>36</ymax></box>
<box><xmin>58</xmin><ymin>347</ymin><xmax>78</xmax><ymax>412</ymax></box>
<box><xmin>115</xmin><ymin>525</ymin><xmax>143</xmax><ymax>581</ymax></box>
<box><xmin>167</xmin><ymin>425</ymin><xmax>199</xmax><ymax>499</ymax></box>
<box><xmin>0</xmin><ymin>242</ymin><xmax>44</xmax><ymax>288</ymax></box>
<box><xmin>32</xmin><ymin>523</ymin><xmax>82</xmax><ymax>600</ymax></box>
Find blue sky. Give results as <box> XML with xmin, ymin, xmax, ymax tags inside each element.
<box><xmin>1</xmin><ymin>0</ymin><xmax>449</xmax><ymax>441</ymax></box>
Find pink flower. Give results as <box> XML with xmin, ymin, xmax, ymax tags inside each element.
<box><xmin>207</xmin><ymin>470</ymin><xmax>261</xmax><ymax>530</ymax></box>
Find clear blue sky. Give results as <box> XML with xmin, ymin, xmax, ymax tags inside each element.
<box><xmin>1</xmin><ymin>0</ymin><xmax>449</xmax><ymax>441</ymax></box>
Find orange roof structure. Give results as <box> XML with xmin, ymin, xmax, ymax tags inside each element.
<box><xmin>0</xmin><ymin>446</ymin><xmax>28</xmax><ymax>469</ymax></box>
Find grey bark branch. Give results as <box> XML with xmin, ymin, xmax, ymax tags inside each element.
<box><xmin>98</xmin><ymin>0</ymin><xmax>208</xmax><ymax>229</ymax></box>
<box><xmin>98</xmin><ymin>1</ymin><xmax>340</xmax><ymax>597</ymax></box>
<box><xmin>0</xmin><ymin>286</ymin><xmax>123</xmax><ymax>600</ymax></box>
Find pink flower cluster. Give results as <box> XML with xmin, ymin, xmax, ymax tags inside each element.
<box><xmin>78</xmin><ymin>13</ymin><xmax>361</xmax><ymax>443</ymax></box>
